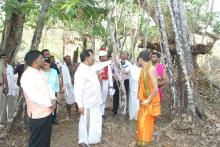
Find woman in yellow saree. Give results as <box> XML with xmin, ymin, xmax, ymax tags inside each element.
<box><xmin>136</xmin><ymin>50</ymin><xmax>161</xmax><ymax>146</ymax></box>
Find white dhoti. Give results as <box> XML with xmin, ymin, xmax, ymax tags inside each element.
<box><xmin>100</xmin><ymin>80</ymin><xmax>109</xmax><ymax>115</ymax></box>
<box><xmin>78</xmin><ymin>106</ymin><xmax>102</xmax><ymax>145</ymax></box>
<box><xmin>129</xmin><ymin>90</ymin><xmax>139</xmax><ymax>120</ymax></box>
<box><xmin>128</xmin><ymin>65</ymin><xmax>141</xmax><ymax>120</ymax></box>
<box><xmin>64</xmin><ymin>84</ymin><xmax>75</xmax><ymax>105</ymax></box>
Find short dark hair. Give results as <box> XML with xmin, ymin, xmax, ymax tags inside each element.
<box><xmin>122</xmin><ymin>51</ymin><xmax>128</xmax><ymax>55</ymax></box>
<box><xmin>63</xmin><ymin>55</ymin><xmax>70</xmax><ymax>61</ymax></box>
<box><xmin>41</xmin><ymin>49</ymin><xmax>49</xmax><ymax>55</ymax></box>
<box><xmin>24</xmin><ymin>50</ymin><xmax>41</xmax><ymax>66</ymax></box>
<box><xmin>138</xmin><ymin>50</ymin><xmax>149</xmax><ymax>62</ymax></box>
<box><xmin>0</xmin><ymin>53</ymin><xmax>7</xmax><ymax>59</ymax></box>
<box><xmin>80</xmin><ymin>49</ymin><xmax>93</xmax><ymax>62</ymax></box>
<box><xmin>85</xmin><ymin>49</ymin><xmax>93</xmax><ymax>54</ymax></box>
<box><xmin>151</xmin><ymin>51</ymin><xmax>161</xmax><ymax>58</ymax></box>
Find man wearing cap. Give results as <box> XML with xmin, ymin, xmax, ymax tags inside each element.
<box><xmin>98</xmin><ymin>48</ymin><xmax>113</xmax><ymax>118</ymax></box>
<box><xmin>21</xmin><ymin>50</ymin><xmax>56</xmax><ymax>147</ymax></box>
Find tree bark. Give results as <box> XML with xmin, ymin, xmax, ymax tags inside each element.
<box><xmin>156</xmin><ymin>0</ymin><xmax>178</xmax><ymax>118</ymax></box>
<box><xmin>82</xmin><ymin>36</ymin><xmax>88</xmax><ymax>50</ymax></box>
<box><xmin>92</xmin><ymin>36</ymin><xmax>96</xmax><ymax>56</ymax></box>
<box><xmin>41</xmin><ymin>27</ymin><xmax>49</xmax><ymax>49</ymax></box>
<box><xmin>63</xmin><ymin>30</ymin><xmax>76</xmax><ymax>56</ymax></box>
<box><xmin>138</xmin><ymin>41</ymin><xmax>213</xmax><ymax>55</ymax></box>
<box><xmin>30</xmin><ymin>0</ymin><xmax>51</xmax><ymax>50</ymax></box>
<box><xmin>168</xmin><ymin>0</ymin><xmax>196</xmax><ymax>119</ymax></box>
<box><xmin>107</xmin><ymin>4</ymin><xmax>127</xmax><ymax>115</ymax></box>
<box><xmin>0</xmin><ymin>0</ymin><xmax>26</xmax><ymax>63</ymax></box>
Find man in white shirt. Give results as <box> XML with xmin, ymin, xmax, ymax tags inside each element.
<box><xmin>74</xmin><ymin>49</ymin><xmax>112</xmax><ymax>146</ymax></box>
<box><xmin>21</xmin><ymin>50</ymin><xmax>56</xmax><ymax>147</ymax></box>
<box><xmin>0</xmin><ymin>54</ymin><xmax>16</xmax><ymax>123</ymax></box>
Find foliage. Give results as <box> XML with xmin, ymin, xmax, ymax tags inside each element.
<box><xmin>1</xmin><ymin>0</ymin><xmax>220</xmax><ymax>45</ymax></box>
<box><xmin>46</xmin><ymin>0</ymin><xmax>108</xmax><ymax>37</ymax></box>
<box><xmin>185</xmin><ymin>0</ymin><xmax>220</xmax><ymax>34</ymax></box>
<box><xmin>212</xmin><ymin>13</ymin><xmax>220</xmax><ymax>35</ymax></box>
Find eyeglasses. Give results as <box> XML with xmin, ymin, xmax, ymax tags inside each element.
<box><xmin>43</xmin><ymin>57</ymin><xmax>51</xmax><ymax>63</ymax></box>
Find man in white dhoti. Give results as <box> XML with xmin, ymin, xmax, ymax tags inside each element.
<box><xmin>98</xmin><ymin>48</ymin><xmax>113</xmax><ymax>118</ymax></box>
<box><xmin>1</xmin><ymin>54</ymin><xmax>16</xmax><ymax>122</ymax></box>
<box><xmin>127</xmin><ymin>63</ymin><xmax>141</xmax><ymax>120</ymax></box>
<box><xmin>74</xmin><ymin>49</ymin><xmax>112</xmax><ymax>146</ymax></box>
<box><xmin>61</xmin><ymin>56</ymin><xmax>75</xmax><ymax>119</ymax></box>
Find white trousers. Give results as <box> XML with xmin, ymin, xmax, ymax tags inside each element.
<box><xmin>100</xmin><ymin>80</ymin><xmax>109</xmax><ymax>115</ymax></box>
<box><xmin>78</xmin><ymin>106</ymin><xmax>102</xmax><ymax>145</ymax></box>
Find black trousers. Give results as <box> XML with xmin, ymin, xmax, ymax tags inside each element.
<box><xmin>112</xmin><ymin>79</ymin><xmax>129</xmax><ymax>114</ymax></box>
<box><xmin>52</xmin><ymin>103</ymin><xmax>57</xmax><ymax>122</ymax></box>
<box><xmin>52</xmin><ymin>93</ymin><xmax>57</xmax><ymax>122</ymax></box>
<box><xmin>29</xmin><ymin>114</ymin><xmax>52</xmax><ymax>147</ymax></box>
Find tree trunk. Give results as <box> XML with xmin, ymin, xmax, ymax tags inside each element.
<box><xmin>62</xmin><ymin>30</ymin><xmax>65</xmax><ymax>57</ymax></box>
<box><xmin>41</xmin><ymin>27</ymin><xmax>49</xmax><ymax>50</ymax></box>
<box><xmin>92</xmin><ymin>36</ymin><xmax>96</xmax><ymax>56</ymax></box>
<box><xmin>0</xmin><ymin>0</ymin><xmax>26</xmax><ymax>63</ymax></box>
<box><xmin>168</xmin><ymin>0</ymin><xmax>196</xmax><ymax>119</ymax></box>
<box><xmin>82</xmin><ymin>36</ymin><xmax>88</xmax><ymax>50</ymax></box>
<box><xmin>107</xmin><ymin>4</ymin><xmax>127</xmax><ymax>115</ymax></box>
<box><xmin>63</xmin><ymin>30</ymin><xmax>76</xmax><ymax>56</ymax></box>
<box><xmin>156</xmin><ymin>0</ymin><xmax>178</xmax><ymax>118</ymax></box>
<box><xmin>30</xmin><ymin>0</ymin><xmax>51</xmax><ymax>50</ymax></box>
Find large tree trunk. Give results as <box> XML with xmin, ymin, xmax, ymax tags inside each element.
<box><xmin>30</xmin><ymin>0</ymin><xmax>51</xmax><ymax>50</ymax></box>
<box><xmin>168</xmin><ymin>0</ymin><xmax>196</xmax><ymax>119</ymax></box>
<box><xmin>156</xmin><ymin>0</ymin><xmax>178</xmax><ymax>118</ymax></box>
<box><xmin>0</xmin><ymin>0</ymin><xmax>26</xmax><ymax>63</ymax></box>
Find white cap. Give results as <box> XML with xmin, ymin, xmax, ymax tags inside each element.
<box><xmin>99</xmin><ymin>48</ymin><xmax>107</xmax><ymax>56</ymax></box>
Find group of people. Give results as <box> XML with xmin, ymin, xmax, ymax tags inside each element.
<box><xmin>0</xmin><ymin>46</ymin><xmax>167</xmax><ymax>147</ymax></box>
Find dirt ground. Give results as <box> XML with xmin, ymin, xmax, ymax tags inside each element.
<box><xmin>1</xmin><ymin>92</ymin><xmax>171</xmax><ymax>147</ymax></box>
<box><xmin>1</xmin><ymin>74</ymin><xmax>220</xmax><ymax>147</ymax></box>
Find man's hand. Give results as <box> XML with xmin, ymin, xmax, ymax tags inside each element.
<box><xmin>78</xmin><ymin>107</ymin><xmax>84</xmax><ymax>115</ymax></box>
<box><xmin>60</xmin><ymin>87</ymin><xmax>65</xmax><ymax>93</ymax></box>
<box><xmin>141</xmin><ymin>99</ymin><xmax>151</xmax><ymax>106</ymax></box>
<box><xmin>50</xmin><ymin>99</ymin><xmax>57</xmax><ymax>111</ymax></box>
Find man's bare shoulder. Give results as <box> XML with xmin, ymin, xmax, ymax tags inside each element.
<box><xmin>148</xmin><ymin>65</ymin><xmax>156</xmax><ymax>72</ymax></box>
